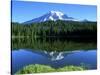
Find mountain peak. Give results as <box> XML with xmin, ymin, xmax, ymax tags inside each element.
<box><xmin>47</xmin><ymin>10</ymin><xmax>65</xmax><ymax>21</ymax></box>
<box><xmin>49</xmin><ymin>10</ymin><xmax>64</xmax><ymax>16</ymax></box>
<box><xmin>23</xmin><ymin>10</ymin><xmax>78</xmax><ymax>24</ymax></box>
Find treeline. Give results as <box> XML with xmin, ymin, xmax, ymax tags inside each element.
<box><xmin>12</xmin><ymin>20</ymin><xmax>97</xmax><ymax>38</ymax></box>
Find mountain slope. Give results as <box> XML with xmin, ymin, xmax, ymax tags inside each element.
<box><xmin>23</xmin><ymin>10</ymin><xmax>78</xmax><ymax>24</ymax></box>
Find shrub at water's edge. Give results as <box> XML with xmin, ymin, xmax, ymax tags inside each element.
<box><xmin>15</xmin><ymin>64</ymin><xmax>86</xmax><ymax>74</ymax></box>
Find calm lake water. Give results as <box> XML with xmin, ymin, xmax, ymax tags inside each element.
<box><xmin>12</xmin><ymin>49</ymin><xmax>97</xmax><ymax>74</ymax></box>
<box><xmin>12</xmin><ymin>37</ymin><xmax>97</xmax><ymax>74</ymax></box>
<box><xmin>12</xmin><ymin>37</ymin><xmax>97</xmax><ymax>51</ymax></box>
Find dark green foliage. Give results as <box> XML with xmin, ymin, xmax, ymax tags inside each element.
<box><xmin>16</xmin><ymin>64</ymin><xmax>86</xmax><ymax>74</ymax></box>
<box><xmin>12</xmin><ymin>20</ymin><xmax>97</xmax><ymax>38</ymax></box>
<box><xmin>12</xmin><ymin>20</ymin><xmax>97</xmax><ymax>51</ymax></box>
<box><xmin>12</xmin><ymin>37</ymin><xmax>96</xmax><ymax>51</ymax></box>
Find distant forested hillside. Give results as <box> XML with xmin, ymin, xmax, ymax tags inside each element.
<box><xmin>12</xmin><ymin>20</ymin><xmax>97</xmax><ymax>38</ymax></box>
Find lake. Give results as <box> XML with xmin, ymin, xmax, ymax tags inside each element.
<box><xmin>12</xmin><ymin>49</ymin><xmax>97</xmax><ymax>74</ymax></box>
<box><xmin>12</xmin><ymin>37</ymin><xmax>97</xmax><ymax>74</ymax></box>
<box><xmin>12</xmin><ymin>37</ymin><xmax>97</xmax><ymax>51</ymax></box>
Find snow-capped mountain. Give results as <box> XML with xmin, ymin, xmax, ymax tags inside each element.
<box><xmin>81</xmin><ymin>19</ymin><xmax>89</xmax><ymax>22</ymax></box>
<box><xmin>23</xmin><ymin>10</ymin><xmax>78</xmax><ymax>24</ymax></box>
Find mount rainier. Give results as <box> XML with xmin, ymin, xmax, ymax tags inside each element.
<box><xmin>23</xmin><ymin>11</ymin><xmax>79</xmax><ymax>24</ymax></box>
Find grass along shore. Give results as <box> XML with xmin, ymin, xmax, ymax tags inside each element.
<box><xmin>16</xmin><ymin>64</ymin><xmax>86</xmax><ymax>74</ymax></box>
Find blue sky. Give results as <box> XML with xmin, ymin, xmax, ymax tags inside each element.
<box><xmin>12</xmin><ymin>0</ymin><xmax>97</xmax><ymax>23</ymax></box>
